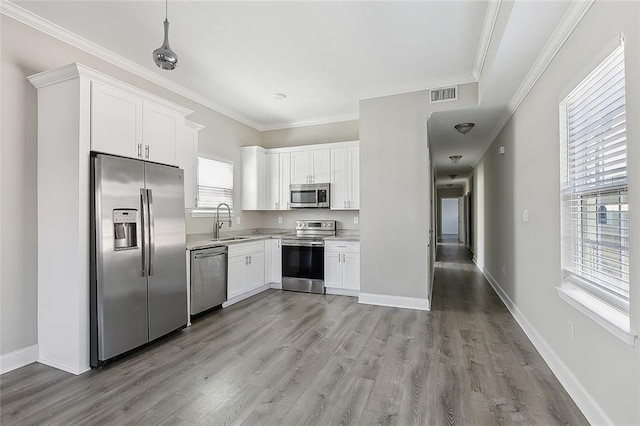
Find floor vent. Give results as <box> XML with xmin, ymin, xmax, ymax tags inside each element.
<box><xmin>429</xmin><ymin>86</ymin><xmax>458</xmax><ymax>103</ymax></box>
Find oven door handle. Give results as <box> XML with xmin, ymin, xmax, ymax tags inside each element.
<box><xmin>282</xmin><ymin>241</ymin><xmax>324</xmax><ymax>247</ymax></box>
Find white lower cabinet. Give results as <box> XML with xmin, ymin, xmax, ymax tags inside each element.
<box><xmin>227</xmin><ymin>241</ymin><xmax>265</xmax><ymax>300</ymax></box>
<box><xmin>324</xmin><ymin>241</ymin><xmax>360</xmax><ymax>292</ymax></box>
<box><xmin>264</xmin><ymin>238</ymin><xmax>282</xmax><ymax>284</ymax></box>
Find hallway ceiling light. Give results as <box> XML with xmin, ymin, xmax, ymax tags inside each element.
<box><xmin>449</xmin><ymin>155</ymin><xmax>462</xmax><ymax>163</ymax></box>
<box><xmin>454</xmin><ymin>122</ymin><xmax>475</xmax><ymax>135</ymax></box>
<box><xmin>153</xmin><ymin>0</ymin><xmax>178</xmax><ymax>70</ymax></box>
<box><xmin>449</xmin><ymin>174</ymin><xmax>457</xmax><ymax>179</ymax></box>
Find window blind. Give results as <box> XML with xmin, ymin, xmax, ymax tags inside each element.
<box><xmin>197</xmin><ymin>157</ymin><xmax>233</xmax><ymax>210</ymax></box>
<box><xmin>560</xmin><ymin>44</ymin><xmax>629</xmax><ymax>309</ymax></box>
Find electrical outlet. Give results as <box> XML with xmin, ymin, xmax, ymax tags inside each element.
<box><xmin>568</xmin><ymin>320</ymin><xmax>574</xmax><ymax>340</ymax></box>
<box><xmin>278</xmin><ymin>216</ymin><xmax>283</xmax><ymax>224</ymax></box>
<box><xmin>523</xmin><ymin>210</ymin><xmax>530</xmax><ymax>223</ymax></box>
<box><xmin>354</xmin><ymin>216</ymin><xmax>359</xmax><ymax>224</ymax></box>
<box><xmin>236</xmin><ymin>216</ymin><xmax>241</xmax><ymax>225</ymax></box>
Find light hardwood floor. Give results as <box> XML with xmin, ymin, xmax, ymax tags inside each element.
<box><xmin>0</xmin><ymin>244</ymin><xmax>587</xmax><ymax>425</ymax></box>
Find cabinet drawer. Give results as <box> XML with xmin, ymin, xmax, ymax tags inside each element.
<box><xmin>324</xmin><ymin>241</ymin><xmax>359</xmax><ymax>253</ymax></box>
<box><xmin>228</xmin><ymin>240</ymin><xmax>265</xmax><ymax>257</ymax></box>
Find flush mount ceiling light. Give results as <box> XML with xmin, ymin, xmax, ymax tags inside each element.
<box><xmin>449</xmin><ymin>174</ymin><xmax>457</xmax><ymax>179</ymax></box>
<box><xmin>273</xmin><ymin>93</ymin><xmax>287</xmax><ymax>100</ymax></box>
<box><xmin>449</xmin><ymin>155</ymin><xmax>462</xmax><ymax>164</ymax></box>
<box><xmin>454</xmin><ymin>122</ymin><xmax>475</xmax><ymax>135</ymax></box>
<box><xmin>153</xmin><ymin>0</ymin><xmax>178</xmax><ymax>70</ymax></box>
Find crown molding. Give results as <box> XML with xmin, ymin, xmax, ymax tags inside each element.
<box><xmin>473</xmin><ymin>0</ymin><xmax>501</xmax><ymax>81</ymax></box>
<box><xmin>474</xmin><ymin>0</ymin><xmax>595</xmax><ymax>168</ymax></box>
<box><xmin>1</xmin><ymin>0</ymin><xmax>264</xmax><ymax>130</ymax></box>
<box><xmin>261</xmin><ymin>113</ymin><xmax>360</xmax><ymax>132</ymax></box>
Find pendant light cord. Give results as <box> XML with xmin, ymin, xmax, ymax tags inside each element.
<box><xmin>165</xmin><ymin>0</ymin><xmax>168</xmax><ymax>20</ymax></box>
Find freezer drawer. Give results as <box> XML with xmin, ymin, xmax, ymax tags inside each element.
<box><xmin>190</xmin><ymin>246</ymin><xmax>228</xmax><ymax>315</ymax></box>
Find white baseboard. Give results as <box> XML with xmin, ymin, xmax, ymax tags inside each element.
<box><xmin>473</xmin><ymin>260</ymin><xmax>613</xmax><ymax>426</ymax></box>
<box><xmin>36</xmin><ymin>357</ymin><xmax>90</xmax><ymax>376</ymax></box>
<box><xmin>358</xmin><ymin>292</ymin><xmax>430</xmax><ymax>311</ymax></box>
<box><xmin>223</xmin><ymin>284</ymin><xmax>271</xmax><ymax>308</ymax></box>
<box><xmin>268</xmin><ymin>282</ymin><xmax>282</xmax><ymax>290</ymax></box>
<box><xmin>0</xmin><ymin>344</ymin><xmax>39</xmax><ymax>375</ymax></box>
<box><xmin>325</xmin><ymin>287</ymin><xmax>359</xmax><ymax>297</ymax></box>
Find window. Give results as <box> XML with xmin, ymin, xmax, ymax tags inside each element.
<box><xmin>197</xmin><ymin>156</ymin><xmax>233</xmax><ymax>211</ymax></box>
<box><xmin>559</xmin><ymin>43</ymin><xmax>629</xmax><ymax>316</ymax></box>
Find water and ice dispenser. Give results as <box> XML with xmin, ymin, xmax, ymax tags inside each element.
<box><xmin>113</xmin><ymin>209</ymin><xmax>138</xmax><ymax>250</ymax></box>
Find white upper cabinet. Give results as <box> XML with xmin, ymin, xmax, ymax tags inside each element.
<box><xmin>142</xmin><ymin>101</ymin><xmax>184</xmax><ymax>165</ymax></box>
<box><xmin>241</xmin><ymin>146</ymin><xmax>267</xmax><ymax>210</ymax></box>
<box><xmin>178</xmin><ymin>120</ymin><xmax>203</xmax><ymax>209</ymax></box>
<box><xmin>91</xmin><ymin>81</ymin><xmax>143</xmax><ymax>159</ymax></box>
<box><xmin>265</xmin><ymin>153</ymin><xmax>280</xmax><ymax>210</ymax></box>
<box><xmin>290</xmin><ymin>149</ymin><xmax>331</xmax><ymax>184</ymax></box>
<box><xmin>279</xmin><ymin>152</ymin><xmax>291</xmax><ymax>210</ymax></box>
<box><xmin>90</xmin><ymin>80</ymin><xmax>189</xmax><ymax>167</ymax></box>
<box><xmin>331</xmin><ymin>146</ymin><xmax>359</xmax><ymax>210</ymax></box>
<box><xmin>242</xmin><ymin>142</ymin><xmax>357</xmax><ymax>210</ymax></box>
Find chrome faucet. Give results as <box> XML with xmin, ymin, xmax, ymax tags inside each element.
<box><xmin>214</xmin><ymin>203</ymin><xmax>232</xmax><ymax>239</ymax></box>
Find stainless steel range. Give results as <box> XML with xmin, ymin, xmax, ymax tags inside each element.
<box><xmin>281</xmin><ymin>220</ymin><xmax>336</xmax><ymax>294</ymax></box>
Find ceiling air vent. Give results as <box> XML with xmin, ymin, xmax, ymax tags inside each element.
<box><xmin>429</xmin><ymin>86</ymin><xmax>458</xmax><ymax>103</ymax></box>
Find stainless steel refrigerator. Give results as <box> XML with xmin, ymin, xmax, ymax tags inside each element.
<box><xmin>90</xmin><ymin>153</ymin><xmax>187</xmax><ymax>367</ymax></box>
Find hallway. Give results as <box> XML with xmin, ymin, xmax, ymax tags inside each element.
<box><xmin>430</xmin><ymin>242</ymin><xmax>588</xmax><ymax>424</ymax></box>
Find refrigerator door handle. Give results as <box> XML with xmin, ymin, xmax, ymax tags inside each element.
<box><xmin>147</xmin><ymin>188</ymin><xmax>155</xmax><ymax>276</ymax></box>
<box><xmin>140</xmin><ymin>188</ymin><xmax>148</xmax><ymax>277</ymax></box>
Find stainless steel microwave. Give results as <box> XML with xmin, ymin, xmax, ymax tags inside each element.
<box><xmin>290</xmin><ymin>183</ymin><xmax>330</xmax><ymax>209</ymax></box>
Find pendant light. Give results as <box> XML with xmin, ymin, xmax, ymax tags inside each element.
<box><xmin>153</xmin><ymin>0</ymin><xmax>178</xmax><ymax>70</ymax></box>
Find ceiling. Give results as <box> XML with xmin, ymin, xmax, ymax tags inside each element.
<box><xmin>9</xmin><ymin>0</ymin><xmax>575</xmax><ymax>186</ymax></box>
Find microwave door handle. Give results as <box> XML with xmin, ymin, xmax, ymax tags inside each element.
<box><xmin>315</xmin><ymin>188</ymin><xmax>320</xmax><ymax>207</ymax></box>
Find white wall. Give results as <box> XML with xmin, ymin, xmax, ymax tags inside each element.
<box><xmin>471</xmin><ymin>2</ymin><xmax>639</xmax><ymax>424</ymax></box>
<box><xmin>0</xmin><ymin>15</ymin><xmax>261</xmax><ymax>358</ymax></box>
<box><xmin>440</xmin><ymin>199</ymin><xmax>459</xmax><ymax>235</ymax></box>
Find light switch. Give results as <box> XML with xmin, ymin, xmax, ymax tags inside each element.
<box><xmin>354</xmin><ymin>216</ymin><xmax>359</xmax><ymax>224</ymax></box>
<box><xmin>523</xmin><ymin>210</ymin><xmax>530</xmax><ymax>223</ymax></box>
<box><xmin>236</xmin><ymin>216</ymin><xmax>241</xmax><ymax>225</ymax></box>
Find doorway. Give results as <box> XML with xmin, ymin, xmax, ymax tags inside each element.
<box><xmin>441</xmin><ymin>198</ymin><xmax>459</xmax><ymax>242</ymax></box>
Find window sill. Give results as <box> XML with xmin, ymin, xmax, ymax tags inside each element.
<box><xmin>190</xmin><ymin>209</ymin><xmax>235</xmax><ymax>218</ymax></box>
<box><xmin>557</xmin><ymin>284</ymin><xmax>636</xmax><ymax>347</ymax></box>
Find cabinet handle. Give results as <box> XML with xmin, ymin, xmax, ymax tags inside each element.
<box><xmin>145</xmin><ymin>145</ymin><xmax>150</xmax><ymax>159</ymax></box>
<box><xmin>249</xmin><ymin>255</ymin><xmax>252</xmax><ymax>265</ymax></box>
<box><xmin>287</xmin><ymin>202</ymin><xmax>290</xmax><ymax>209</ymax></box>
<box><xmin>245</xmin><ymin>256</ymin><xmax>248</xmax><ymax>265</ymax></box>
<box><xmin>338</xmin><ymin>254</ymin><xmax>341</xmax><ymax>264</ymax></box>
<box><xmin>344</xmin><ymin>201</ymin><xmax>346</xmax><ymax>208</ymax></box>
<box><xmin>275</xmin><ymin>202</ymin><xmax>278</xmax><ymax>210</ymax></box>
<box><xmin>137</xmin><ymin>143</ymin><xmax>142</xmax><ymax>158</ymax></box>
<box><xmin>348</xmin><ymin>201</ymin><xmax>352</xmax><ymax>208</ymax></box>
<box><xmin>342</xmin><ymin>253</ymin><xmax>346</xmax><ymax>263</ymax></box>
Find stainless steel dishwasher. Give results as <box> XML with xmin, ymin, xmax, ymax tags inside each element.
<box><xmin>190</xmin><ymin>246</ymin><xmax>228</xmax><ymax>316</ymax></box>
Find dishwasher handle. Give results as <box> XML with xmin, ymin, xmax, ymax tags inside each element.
<box><xmin>194</xmin><ymin>251</ymin><xmax>227</xmax><ymax>259</ymax></box>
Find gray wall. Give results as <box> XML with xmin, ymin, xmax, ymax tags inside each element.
<box><xmin>471</xmin><ymin>2</ymin><xmax>639</xmax><ymax>424</ymax></box>
<box><xmin>261</xmin><ymin>120</ymin><xmax>358</xmax><ymax>148</ymax></box>
<box><xmin>0</xmin><ymin>15</ymin><xmax>261</xmax><ymax>356</ymax></box>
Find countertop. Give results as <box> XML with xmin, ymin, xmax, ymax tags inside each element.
<box><xmin>186</xmin><ymin>229</ymin><xmax>359</xmax><ymax>250</ymax></box>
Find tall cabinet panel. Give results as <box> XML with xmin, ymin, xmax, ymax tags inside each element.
<box><xmin>142</xmin><ymin>102</ymin><xmax>183</xmax><ymax>165</ymax></box>
<box><xmin>330</xmin><ymin>145</ymin><xmax>359</xmax><ymax>210</ymax></box>
<box><xmin>265</xmin><ymin>153</ymin><xmax>280</xmax><ymax>210</ymax></box>
<box><xmin>279</xmin><ymin>152</ymin><xmax>291</xmax><ymax>210</ymax></box>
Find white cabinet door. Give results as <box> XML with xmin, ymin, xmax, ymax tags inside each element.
<box><xmin>228</xmin><ymin>255</ymin><xmax>247</xmax><ymax>299</ymax></box>
<box><xmin>279</xmin><ymin>152</ymin><xmax>291</xmax><ymax>210</ymax></box>
<box><xmin>324</xmin><ymin>251</ymin><xmax>343</xmax><ymax>288</ymax></box>
<box><xmin>290</xmin><ymin>151</ymin><xmax>311</xmax><ymax>184</ymax></box>
<box><xmin>331</xmin><ymin>147</ymin><xmax>348</xmax><ymax>210</ymax></box>
<box><xmin>311</xmin><ymin>149</ymin><xmax>331</xmax><ymax>183</ymax></box>
<box><xmin>265</xmin><ymin>153</ymin><xmax>280</xmax><ymax>210</ymax></box>
<box><xmin>343</xmin><ymin>252</ymin><xmax>360</xmax><ymax>290</ymax></box>
<box><xmin>270</xmin><ymin>239</ymin><xmax>282</xmax><ymax>284</ymax></box>
<box><xmin>241</xmin><ymin>146</ymin><xmax>267</xmax><ymax>210</ymax></box>
<box><xmin>246</xmin><ymin>251</ymin><xmax>265</xmax><ymax>291</ymax></box>
<box><xmin>91</xmin><ymin>81</ymin><xmax>142</xmax><ymax>159</ymax></box>
<box><xmin>142</xmin><ymin>101</ymin><xmax>183</xmax><ymax>166</ymax></box>
<box><xmin>348</xmin><ymin>147</ymin><xmax>360</xmax><ymax>210</ymax></box>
